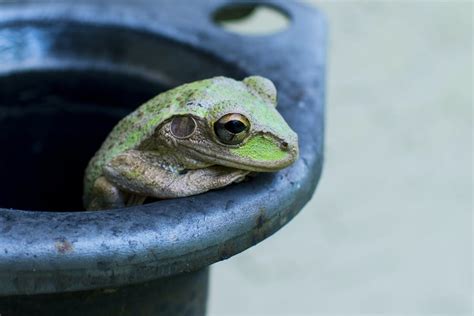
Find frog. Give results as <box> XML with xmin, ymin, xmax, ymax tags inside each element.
<box><xmin>83</xmin><ymin>76</ymin><xmax>299</xmax><ymax>211</ymax></box>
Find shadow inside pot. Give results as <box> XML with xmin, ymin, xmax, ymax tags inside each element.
<box><xmin>0</xmin><ymin>23</ymin><xmax>242</xmax><ymax>212</ymax></box>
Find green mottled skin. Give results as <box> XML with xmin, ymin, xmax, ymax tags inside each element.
<box><xmin>84</xmin><ymin>76</ymin><xmax>298</xmax><ymax>206</ymax></box>
<box><xmin>231</xmin><ymin>135</ymin><xmax>288</xmax><ymax>161</ymax></box>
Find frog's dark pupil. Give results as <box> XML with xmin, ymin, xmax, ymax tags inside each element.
<box><xmin>224</xmin><ymin>120</ymin><xmax>246</xmax><ymax>134</ymax></box>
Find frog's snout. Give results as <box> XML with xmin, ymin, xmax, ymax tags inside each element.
<box><xmin>281</xmin><ymin>139</ymin><xmax>299</xmax><ymax>166</ymax></box>
<box><xmin>231</xmin><ymin>134</ymin><xmax>299</xmax><ymax>172</ymax></box>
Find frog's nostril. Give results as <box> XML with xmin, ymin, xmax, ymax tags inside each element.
<box><xmin>281</xmin><ymin>141</ymin><xmax>288</xmax><ymax>149</ymax></box>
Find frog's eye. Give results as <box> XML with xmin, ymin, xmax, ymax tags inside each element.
<box><xmin>214</xmin><ymin>113</ymin><xmax>250</xmax><ymax>145</ymax></box>
<box><xmin>170</xmin><ymin>116</ymin><xmax>197</xmax><ymax>139</ymax></box>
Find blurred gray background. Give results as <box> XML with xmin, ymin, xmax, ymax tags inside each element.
<box><xmin>209</xmin><ymin>1</ymin><xmax>472</xmax><ymax>315</ymax></box>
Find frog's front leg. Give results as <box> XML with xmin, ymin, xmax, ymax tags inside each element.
<box><xmin>87</xmin><ymin>176</ymin><xmax>127</xmax><ymax>211</ymax></box>
<box><xmin>103</xmin><ymin>150</ymin><xmax>249</xmax><ymax>199</ymax></box>
<box><xmin>87</xmin><ymin>176</ymin><xmax>147</xmax><ymax>211</ymax></box>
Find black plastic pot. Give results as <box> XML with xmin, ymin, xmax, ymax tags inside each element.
<box><xmin>0</xmin><ymin>1</ymin><xmax>326</xmax><ymax>315</ymax></box>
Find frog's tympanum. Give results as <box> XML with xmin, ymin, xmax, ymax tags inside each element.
<box><xmin>83</xmin><ymin>76</ymin><xmax>298</xmax><ymax>210</ymax></box>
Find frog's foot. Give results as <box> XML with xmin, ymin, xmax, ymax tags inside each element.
<box><xmin>87</xmin><ymin>176</ymin><xmax>126</xmax><ymax>211</ymax></box>
<box><xmin>104</xmin><ymin>150</ymin><xmax>250</xmax><ymax>199</ymax></box>
<box><xmin>180</xmin><ymin>166</ymin><xmax>250</xmax><ymax>193</ymax></box>
<box><xmin>153</xmin><ymin>166</ymin><xmax>250</xmax><ymax>198</ymax></box>
<box><xmin>125</xmin><ymin>194</ymin><xmax>147</xmax><ymax>207</ymax></box>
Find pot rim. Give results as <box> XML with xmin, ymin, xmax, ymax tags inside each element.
<box><xmin>0</xmin><ymin>0</ymin><xmax>326</xmax><ymax>296</ymax></box>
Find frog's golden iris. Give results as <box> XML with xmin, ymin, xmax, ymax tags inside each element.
<box><xmin>214</xmin><ymin>113</ymin><xmax>250</xmax><ymax>145</ymax></box>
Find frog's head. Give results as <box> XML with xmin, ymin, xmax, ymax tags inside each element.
<box><xmin>163</xmin><ymin>76</ymin><xmax>298</xmax><ymax>172</ymax></box>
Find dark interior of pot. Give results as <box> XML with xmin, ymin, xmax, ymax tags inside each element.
<box><xmin>0</xmin><ymin>23</ymin><xmax>242</xmax><ymax>212</ymax></box>
<box><xmin>0</xmin><ymin>70</ymin><xmax>163</xmax><ymax>212</ymax></box>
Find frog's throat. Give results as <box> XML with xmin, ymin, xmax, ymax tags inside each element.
<box><xmin>179</xmin><ymin>140</ymin><xmax>297</xmax><ymax>172</ymax></box>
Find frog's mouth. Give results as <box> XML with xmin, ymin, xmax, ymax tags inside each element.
<box><xmin>180</xmin><ymin>140</ymin><xmax>298</xmax><ymax>172</ymax></box>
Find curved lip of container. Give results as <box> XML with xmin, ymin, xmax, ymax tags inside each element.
<box><xmin>0</xmin><ymin>0</ymin><xmax>327</xmax><ymax>295</ymax></box>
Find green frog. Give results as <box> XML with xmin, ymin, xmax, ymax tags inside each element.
<box><xmin>83</xmin><ymin>76</ymin><xmax>298</xmax><ymax>210</ymax></box>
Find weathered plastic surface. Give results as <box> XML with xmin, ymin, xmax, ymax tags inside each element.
<box><xmin>0</xmin><ymin>0</ymin><xmax>326</xmax><ymax>300</ymax></box>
